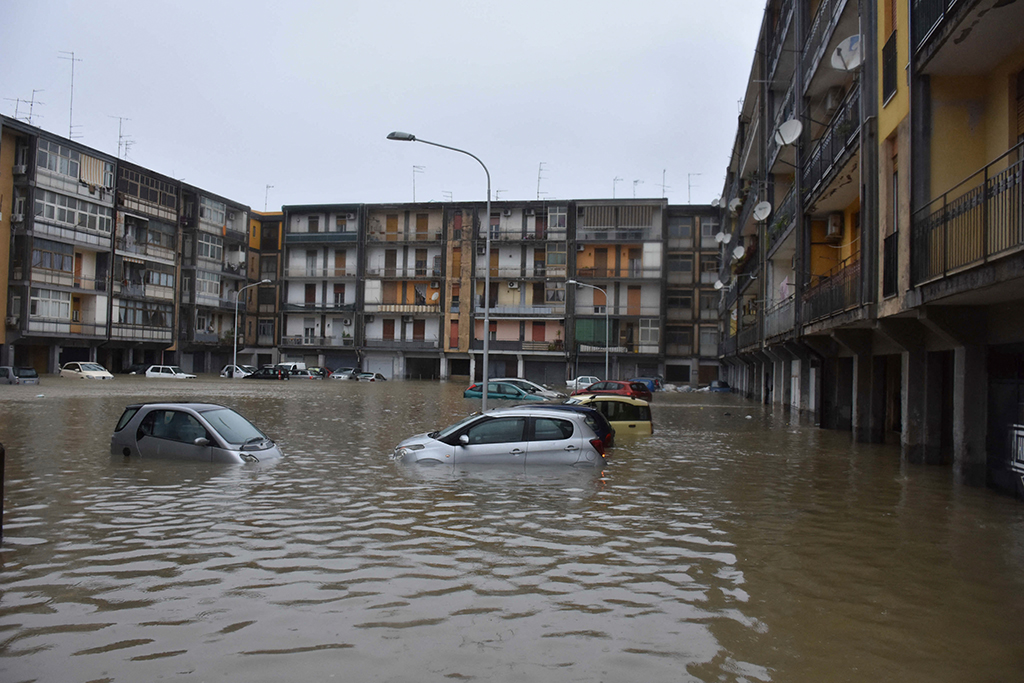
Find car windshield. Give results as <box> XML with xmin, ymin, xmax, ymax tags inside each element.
<box><xmin>434</xmin><ymin>413</ymin><xmax>483</xmax><ymax>441</ymax></box>
<box><xmin>15</xmin><ymin>368</ymin><xmax>38</xmax><ymax>378</ymax></box>
<box><xmin>242</xmin><ymin>365</ymin><xmax>257</xmax><ymax>372</ymax></box>
<box><xmin>81</xmin><ymin>363</ymin><xmax>105</xmax><ymax>371</ymax></box>
<box><xmin>200</xmin><ymin>408</ymin><xmax>266</xmax><ymax>445</ymax></box>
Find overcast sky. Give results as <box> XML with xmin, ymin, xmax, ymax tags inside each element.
<box><xmin>1</xmin><ymin>1</ymin><xmax>763</xmax><ymax>210</ymax></box>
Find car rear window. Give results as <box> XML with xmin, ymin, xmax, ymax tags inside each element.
<box><xmin>114</xmin><ymin>407</ymin><xmax>139</xmax><ymax>431</ymax></box>
<box><xmin>15</xmin><ymin>368</ymin><xmax>38</xmax><ymax>378</ymax></box>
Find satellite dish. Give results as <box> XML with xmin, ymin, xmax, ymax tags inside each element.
<box><xmin>728</xmin><ymin>197</ymin><xmax>743</xmax><ymax>214</ymax></box>
<box><xmin>714</xmin><ymin>280</ymin><xmax>725</xmax><ymax>290</ymax></box>
<box><xmin>715</xmin><ymin>232</ymin><xmax>727</xmax><ymax>243</ymax></box>
<box><xmin>831</xmin><ymin>34</ymin><xmax>862</xmax><ymax>72</ymax></box>
<box><xmin>430</xmin><ymin>291</ymin><xmax>439</xmax><ymax>302</ymax></box>
<box><xmin>753</xmin><ymin>201</ymin><xmax>772</xmax><ymax>221</ymax></box>
<box><xmin>719</xmin><ymin>197</ymin><xmax>729</xmax><ymax>209</ymax></box>
<box><xmin>774</xmin><ymin>119</ymin><xmax>803</xmax><ymax>147</ymax></box>
<box><xmin>733</xmin><ymin>245</ymin><xmax>746</xmax><ymax>260</ymax></box>
<box><xmin>712</xmin><ymin>197</ymin><xmax>721</xmax><ymax>208</ymax></box>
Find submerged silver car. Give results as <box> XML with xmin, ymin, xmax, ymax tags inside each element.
<box><xmin>393</xmin><ymin>406</ymin><xmax>606</xmax><ymax>466</ymax></box>
<box><xmin>111</xmin><ymin>402</ymin><xmax>282</xmax><ymax>463</ymax></box>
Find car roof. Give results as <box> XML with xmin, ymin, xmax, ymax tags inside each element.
<box><xmin>569</xmin><ymin>394</ymin><xmax>650</xmax><ymax>406</ymax></box>
<box><xmin>122</xmin><ymin>402</ymin><xmax>228</xmax><ymax>412</ymax></box>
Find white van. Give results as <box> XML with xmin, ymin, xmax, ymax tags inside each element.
<box><xmin>275</xmin><ymin>362</ymin><xmax>307</xmax><ymax>372</ymax></box>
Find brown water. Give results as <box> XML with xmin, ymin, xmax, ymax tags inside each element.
<box><xmin>1</xmin><ymin>377</ymin><xmax>1022</xmax><ymax>682</ymax></box>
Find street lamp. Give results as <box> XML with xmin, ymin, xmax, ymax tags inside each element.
<box><xmin>387</xmin><ymin>131</ymin><xmax>493</xmax><ymax>410</ymax></box>
<box><xmin>567</xmin><ymin>279</ymin><xmax>609</xmax><ymax>380</ymax></box>
<box><xmin>233</xmin><ymin>279</ymin><xmax>271</xmax><ymax>378</ymax></box>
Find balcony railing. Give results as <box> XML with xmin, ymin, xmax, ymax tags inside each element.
<box><xmin>110</xmin><ymin>323</ymin><xmax>173</xmax><ymax>342</ymax></box>
<box><xmin>912</xmin><ymin>0</ymin><xmax>966</xmax><ymax>53</ymax></box>
<box><xmin>882</xmin><ymin>31</ymin><xmax>898</xmax><ymax>103</ymax></box>
<box><xmin>27</xmin><ymin>318</ymin><xmax>107</xmax><ymax>337</ymax></box>
<box><xmin>911</xmin><ymin>141</ymin><xmax>1024</xmax><ymax>286</ymax></box>
<box><xmin>470</xmin><ymin>339</ymin><xmax>564</xmax><ymax>352</ymax></box>
<box><xmin>285</xmin><ymin>231</ymin><xmax>358</xmax><ymax>243</ymax></box>
<box><xmin>366</xmin><ymin>230</ymin><xmax>442</xmax><ymax>242</ymax></box>
<box><xmin>574</xmin><ymin>266</ymin><xmax>662</xmax><ymax>279</ymax></box>
<box><xmin>366</xmin><ymin>267</ymin><xmax>441</xmax><ymax>278</ymax></box>
<box><xmin>766</xmin><ymin>187</ymin><xmax>796</xmax><ymax>256</ymax></box>
<box><xmin>475</xmin><ymin>304</ymin><xmax>565</xmax><ymax>317</ymax></box>
<box><xmin>801</xmin><ymin>0</ymin><xmax>847</xmax><ymax>91</ymax></box>
<box><xmin>283</xmin><ymin>302</ymin><xmax>357</xmax><ymax>312</ymax></box>
<box><xmin>117</xmin><ymin>236</ymin><xmax>176</xmax><ymax>262</ymax></box>
<box><xmin>32</xmin><ymin>270</ymin><xmax>108</xmax><ymax>292</ymax></box>
<box><xmin>802</xmin><ymin>257</ymin><xmax>861</xmax><ymax>322</ymax></box>
<box><xmin>283</xmin><ymin>267</ymin><xmax>353</xmax><ymax>278</ymax></box>
<box><xmin>765</xmin><ymin>0</ymin><xmax>794</xmax><ymax>81</ymax></box>
<box><xmin>883</xmin><ymin>232</ymin><xmax>898</xmax><ymax>297</ymax></box>
<box><xmin>576</xmin><ymin>227</ymin><xmax>658</xmax><ymax>242</ymax></box>
<box><xmin>364</xmin><ymin>338</ymin><xmax>439</xmax><ymax>350</ymax></box>
<box><xmin>802</xmin><ymin>83</ymin><xmax>860</xmax><ymax>199</ymax></box>
<box><xmin>737</xmin><ymin>324</ymin><xmax>760</xmax><ymax>350</ymax></box>
<box><xmin>281</xmin><ymin>335</ymin><xmax>356</xmax><ymax>347</ymax></box>
<box><xmin>363</xmin><ymin>304</ymin><xmax>440</xmax><ymax>314</ymax></box>
<box><xmin>763</xmin><ymin>295</ymin><xmax>796</xmax><ymax>339</ymax></box>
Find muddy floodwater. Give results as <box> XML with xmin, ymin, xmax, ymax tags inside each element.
<box><xmin>1</xmin><ymin>377</ymin><xmax>1023</xmax><ymax>682</ymax></box>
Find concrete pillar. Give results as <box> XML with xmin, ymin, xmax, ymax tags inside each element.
<box><xmin>954</xmin><ymin>343</ymin><xmax>987</xmax><ymax>486</ymax></box>
<box><xmin>50</xmin><ymin>344</ymin><xmax>62</xmax><ymax>374</ymax></box>
<box><xmin>469</xmin><ymin>355</ymin><xmax>477</xmax><ymax>382</ymax></box>
<box><xmin>439</xmin><ymin>355</ymin><xmax>449</xmax><ymax>380</ymax></box>
<box><xmin>516</xmin><ymin>354</ymin><xmax>524</xmax><ymax>378</ymax></box>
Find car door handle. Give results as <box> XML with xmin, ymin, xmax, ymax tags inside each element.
<box><xmin>563</xmin><ymin>445</ymin><xmax>578</xmax><ymax>451</ymax></box>
<box><xmin>509</xmin><ymin>448</ymin><xmax>524</xmax><ymax>456</ymax></box>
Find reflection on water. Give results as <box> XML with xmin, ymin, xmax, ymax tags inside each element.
<box><xmin>1</xmin><ymin>378</ymin><xmax>1023</xmax><ymax>682</ymax></box>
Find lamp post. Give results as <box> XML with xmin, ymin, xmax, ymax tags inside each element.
<box><xmin>233</xmin><ymin>279</ymin><xmax>271</xmax><ymax>378</ymax></box>
<box><xmin>387</xmin><ymin>131</ymin><xmax>492</xmax><ymax>410</ymax></box>
<box><xmin>567</xmin><ymin>279</ymin><xmax>609</xmax><ymax>380</ymax></box>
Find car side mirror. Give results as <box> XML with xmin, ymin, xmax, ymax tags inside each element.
<box><xmin>193</xmin><ymin>437</ymin><xmax>210</xmax><ymax>447</ymax></box>
<box><xmin>459</xmin><ymin>434</ymin><xmax>470</xmax><ymax>446</ymax></box>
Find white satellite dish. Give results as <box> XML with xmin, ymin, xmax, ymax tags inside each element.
<box><xmin>831</xmin><ymin>34</ymin><xmax>862</xmax><ymax>72</ymax></box>
<box><xmin>430</xmin><ymin>291</ymin><xmax>439</xmax><ymax>302</ymax></box>
<box><xmin>753</xmin><ymin>201</ymin><xmax>772</xmax><ymax>222</ymax></box>
<box><xmin>774</xmin><ymin>118</ymin><xmax>803</xmax><ymax>147</ymax></box>
<box><xmin>712</xmin><ymin>197</ymin><xmax>721</xmax><ymax>208</ymax></box>
<box><xmin>728</xmin><ymin>197</ymin><xmax>743</xmax><ymax>214</ymax></box>
<box><xmin>715</xmin><ymin>232</ymin><xmax>727</xmax><ymax>243</ymax></box>
<box><xmin>714</xmin><ymin>280</ymin><xmax>725</xmax><ymax>290</ymax></box>
<box><xmin>733</xmin><ymin>245</ymin><xmax>746</xmax><ymax>260</ymax></box>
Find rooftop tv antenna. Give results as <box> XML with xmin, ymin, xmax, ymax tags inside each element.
<box><xmin>660</xmin><ymin>170</ymin><xmax>671</xmax><ymax>199</ymax></box>
<box><xmin>536</xmin><ymin>162</ymin><xmax>548</xmax><ymax>200</ymax></box>
<box><xmin>264</xmin><ymin>184</ymin><xmax>274</xmax><ymax>211</ymax></box>
<box><xmin>633</xmin><ymin>179</ymin><xmax>643</xmax><ymax>198</ymax></box>
<box><xmin>613</xmin><ymin>176</ymin><xmax>623</xmax><ymax>198</ymax></box>
<box><xmin>59</xmin><ymin>51</ymin><xmax>83</xmax><ymax>139</ymax></box>
<box><xmin>442</xmin><ymin>190</ymin><xmax>453</xmax><ymax>202</ymax></box>
<box><xmin>412</xmin><ymin>165</ymin><xmax>425</xmax><ymax>202</ymax></box>
<box><xmin>687</xmin><ymin>173</ymin><xmax>701</xmax><ymax>203</ymax></box>
<box><xmin>108</xmin><ymin>115</ymin><xmax>132</xmax><ymax>159</ymax></box>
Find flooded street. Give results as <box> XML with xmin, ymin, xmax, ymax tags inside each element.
<box><xmin>1</xmin><ymin>378</ymin><xmax>1023</xmax><ymax>682</ymax></box>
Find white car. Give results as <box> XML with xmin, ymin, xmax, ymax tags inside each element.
<box><xmin>145</xmin><ymin>365</ymin><xmax>197</xmax><ymax>379</ymax></box>
<box><xmin>566</xmin><ymin>375</ymin><xmax>601</xmax><ymax>391</ymax></box>
<box><xmin>491</xmin><ymin>377</ymin><xmax>565</xmax><ymax>399</ymax></box>
<box><xmin>59</xmin><ymin>362</ymin><xmax>114</xmax><ymax>380</ymax></box>
<box><xmin>221</xmin><ymin>364</ymin><xmax>256</xmax><ymax>378</ymax></box>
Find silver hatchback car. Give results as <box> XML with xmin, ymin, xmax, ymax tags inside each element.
<box><xmin>111</xmin><ymin>402</ymin><xmax>282</xmax><ymax>464</ymax></box>
<box><xmin>393</xmin><ymin>406</ymin><xmax>606</xmax><ymax>466</ymax></box>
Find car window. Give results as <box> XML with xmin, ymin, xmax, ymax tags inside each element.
<box><xmin>16</xmin><ymin>368</ymin><xmax>38</xmax><ymax>378</ymax></box>
<box><xmin>531</xmin><ymin>417</ymin><xmax>573</xmax><ymax>441</ymax></box>
<box><xmin>143</xmin><ymin>410</ymin><xmax>208</xmax><ymax>443</ymax></box>
<box><xmin>464</xmin><ymin>417</ymin><xmax>525</xmax><ymax>445</ymax></box>
<box><xmin>115</xmin><ymin>407</ymin><xmax>139</xmax><ymax>431</ymax></box>
<box><xmin>82</xmin><ymin>363</ymin><xmax>105</xmax><ymax>371</ymax></box>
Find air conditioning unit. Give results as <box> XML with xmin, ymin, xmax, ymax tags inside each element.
<box><xmin>12</xmin><ymin>164</ymin><xmax>27</xmax><ymax>175</ymax></box>
<box><xmin>11</xmin><ymin>213</ymin><xmax>24</xmax><ymax>224</ymax></box>
<box><xmin>347</xmin><ymin>213</ymin><xmax>357</xmax><ymax>221</ymax></box>
<box><xmin>477</xmin><ymin>245</ymin><xmax>486</xmax><ymax>255</ymax></box>
<box><xmin>365</xmin><ymin>314</ymin><xmax>375</xmax><ymax>323</ymax></box>
<box><xmin>227</xmin><ymin>211</ymin><xmax>236</xmax><ymax>221</ymax></box>
<box><xmin>5</xmin><ymin>316</ymin><xmax>19</xmax><ymax>328</ymax></box>
<box><xmin>402</xmin><ymin>315</ymin><xmax>413</xmax><ymax>322</ymax></box>
<box><xmin>525</xmin><ymin>208</ymin><xmax>535</xmax><ymax>216</ymax></box>
<box><xmin>342</xmin><ymin>318</ymin><xmax>352</xmax><ymax>326</ymax></box>
<box><xmin>507</xmin><ymin>281</ymin><xmax>519</xmax><ymax>289</ymax></box>
<box><xmin>430</xmin><ymin>281</ymin><xmax>440</xmax><ymax>289</ymax></box>
<box><xmin>577</xmin><ymin>244</ymin><xmax>585</xmax><ymax>252</ymax></box>
<box><xmin>502</xmin><ymin>208</ymin><xmax>512</xmax><ymax>217</ymax></box>
<box><xmin>824</xmin><ymin>86</ymin><xmax>843</xmax><ymax>116</ymax></box>
<box><xmin>826</xmin><ymin>213</ymin><xmax>843</xmax><ymax>242</ymax></box>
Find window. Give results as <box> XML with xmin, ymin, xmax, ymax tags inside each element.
<box><xmin>531</xmin><ymin>417</ymin><xmax>574</xmax><ymax>441</ymax></box>
<box><xmin>118</xmin><ymin>300</ymin><xmax>171</xmax><ymax>327</ymax></box>
<box><xmin>546</xmin><ymin>243</ymin><xmax>566</xmax><ymax>266</ymax></box>
<box><xmin>700</xmin><ymin>259</ymin><xmax>719</xmax><ymax>276</ymax></box>
<box><xmin>700</xmin><ymin>293</ymin><xmax>718</xmax><ymax>311</ymax></box>
<box><xmin>306</xmin><ymin>250</ymin><xmax>317</xmax><ymax>276</ymax></box>
<box><xmin>31</xmin><ymin>239</ymin><xmax>73</xmax><ymax>273</ymax></box>
<box><xmin>146</xmin><ymin>267</ymin><xmax>174</xmax><ymax>288</ymax></box>
<box><xmin>34</xmin><ymin>190</ymin><xmax>112</xmax><ymax>233</ymax></box>
<box><xmin>197</xmin><ymin>233</ymin><xmax>223</xmax><ymax>261</ymax></box>
<box><xmin>667</xmin><ymin>326</ymin><xmax>692</xmax><ymax>346</ymax></box>
<box><xmin>117</xmin><ymin>168</ymin><xmax>178</xmax><ymax>208</ymax></box>
<box><xmin>335</xmin><ymin>216</ymin><xmax>348</xmax><ymax>232</ymax></box>
<box><xmin>333</xmin><ymin>283</ymin><xmax>346</xmax><ymax>306</ymax></box>
<box><xmin>547</xmin><ymin>206</ymin><xmax>567</xmax><ymax>237</ymax></box>
<box><xmin>304</xmin><ymin>318</ymin><xmax>316</xmax><ymax>342</ymax></box>
<box><xmin>545</xmin><ymin>282</ymin><xmax>565</xmax><ymax>303</ymax></box>
<box><xmin>258</xmin><ymin>319</ymin><xmax>275</xmax><ymax>338</ymax></box>
<box><xmin>668</xmin><ymin>292</ymin><xmax>693</xmax><ymax>310</ymax></box>
<box><xmin>260</xmin><ymin>256</ymin><xmax>277</xmax><ymax>280</ymax></box>
<box><xmin>639</xmin><ymin>319</ymin><xmax>659</xmax><ymax>344</ymax></box>
<box><xmin>36</xmin><ymin>139</ymin><xmax>80</xmax><ymax>178</ymax></box>
<box><xmin>668</xmin><ymin>254</ymin><xmax>693</xmax><ymax>273</ymax></box>
<box><xmin>196</xmin><ymin>271</ymin><xmax>221</xmax><ymax>296</ymax></box>
<box><xmin>700</xmin><ymin>217</ymin><xmax>719</xmax><ymax>238</ymax></box>
<box><xmin>30</xmin><ymin>287</ymin><xmax>71</xmax><ymax>319</ymax></box>
<box><xmin>669</xmin><ymin>217</ymin><xmax>693</xmax><ymax>239</ymax></box>
<box><xmin>415</xmin><ymin>249</ymin><xmax>427</xmax><ymax>276</ymax></box>
<box><xmin>699</xmin><ymin>327</ymin><xmax>718</xmax><ymax>352</ymax></box>
<box><xmin>308</xmin><ymin>215</ymin><xmax>320</xmax><ymax>233</ymax></box>
<box><xmin>200</xmin><ymin>197</ymin><xmax>226</xmax><ymax>225</ymax></box>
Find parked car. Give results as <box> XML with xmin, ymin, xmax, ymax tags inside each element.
<box><xmin>628</xmin><ymin>376</ymin><xmax>663</xmax><ymax>392</ymax></box>
<box><xmin>145</xmin><ymin>365</ymin><xmax>196</xmax><ymax>379</ymax></box>
<box><xmin>570</xmin><ymin>380</ymin><xmax>653</xmax><ymax>402</ymax></box>
<box><xmin>707</xmin><ymin>380</ymin><xmax>732</xmax><ymax>392</ymax></box>
<box><xmin>355</xmin><ymin>372</ymin><xmax>387</xmax><ymax>382</ymax></box>
<box><xmin>289</xmin><ymin>368</ymin><xmax>324</xmax><ymax>380</ymax></box>
<box><xmin>0</xmin><ymin>366</ymin><xmax>41</xmax><ymax>385</ymax></box>
<box><xmin>530</xmin><ymin>401</ymin><xmax>616</xmax><ymax>448</ymax></box>
<box><xmin>306</xmin><ymin>366</ymin><xmax>332</xmax><ymax>378</ymax></box>
<box><xmin>123</xmin><ymin>364</ymin><xmax>150</xmax><ymax>375</ymax></box>
<box><xmin>220</xmin><ymin>364</ymin><xmax>256</xmax><ymax>378</ymax></box>
<box><xmin>244</xmin><ymin>367</ymin><xmax>291</xmax><ymax>380</ymax></box>
<box><xmin>393</xmin><ymin>406</ymin><xmax>606</xmax><ymax>466</ymax></box>
<box><xmin>566</xmin><ymin>375</ymin><xmax>601</xmax><ymax>391</ymax></box>
<box><xmin>111</xmin><ymin>402</ymin><xmax>282</xmax><ymax>463</ymax></box>
<box><xmin>565</xmin><ymin>394</ymin><xmax>653</xmax><ymax>437</ymax></box>
<box><xmin>329</xmin><ymin>367</ymin><xmax>358</xmax><ymax>380</ymax></box>
<box><xmin>491</xmin><ymin>377</ymin><xmax>565</xmax><ymax>399</ymax></box>
<box><xmin>59</xmin><ymin>362</ymin><xmax>114</xmax><ymax>380</ymax></box>
<box><xmin>464</xmin><ymin>381</ymin><xmax>547</xmax><ymax>401</ymax></box>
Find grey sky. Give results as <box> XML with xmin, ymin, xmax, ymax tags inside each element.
<box><xmin>1</xmin><ymin>0</ymin><xmax>763</xmax><ymax>209</ymax></box>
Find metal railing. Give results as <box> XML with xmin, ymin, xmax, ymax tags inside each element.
<box><xmin>737</xmin><ymin>324</ymin><xmax>760</xmax><ymax>350</ymax></box>
<box><xmin>366</xmin><ymin>230</ymin><xmax>442</xmax><ymax>242</ymax></box>
<box><xmin>364</xmin><ymin>338</ymin><xmax>439</xmax><ymax>349</ymax></box>
<box><xmin>802</xmin><ymin>256</ymin><xmax>861</xmax><ymax>322</ymax></box>
<box><xmin>912</xmin><ymin>0</ymin><xmax>966</xmax><ymax>53</ymax></box>
<box><xmin>801</xmin><ymin>0</ymin><xmax>847</xmax><ymax>90</ymax></box>
<box><xmin>911</xmin><ymin>141</ymin><xmax>1024</xmax><ymax>285</ymax></box>
<box><xmin>765</xmin><ymin>0</ymin><xmax>794</xmax><ymax>82</ymax></box>
<box><xmin>882</xmin><ymin>31</ymin><xmax>898</xmax><ymax>103</ymax></box>
<box><xmin>883</xmin><ymin>232</ymin><xmax>898</xmax><ymax>297</ymax></box>
<box><xmin>802</xmin><ymin>83</ymin><xmax>860</xmax><ymax>198</ymax></box>
<box><xmin>574</xmin><ymin>266</ymin><xmax>662</xmax><ymax>279</ymax></box>
<box><xmin>763</xmin><ymin>295</ymin><xmax>796</xmax><ymax>339</ymax></box>
<box><xmin>766</xmin><ymin>187</ymin><xmax>796</xmax><ymax>255</ymax></box>
<box><xmin>281</xmin><ymin>335</ymin><xmax>356</xmax><ymax>347</ymax></box>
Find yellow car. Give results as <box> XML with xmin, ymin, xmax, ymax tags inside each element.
<box><xmin>564</xmin><ymin>394</ymin><xmax>653</xmax><ymax>436</ymax></box>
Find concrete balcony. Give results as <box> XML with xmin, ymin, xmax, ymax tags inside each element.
<box><xmin>364</xmin><ymin>338</ymin><xmax>439</xmax><ymax>350</ymax></box>
<box><xmin>281</xmin><ymin>336</ymin><xmax>355</xmax><ymax>347</ymax></box>
<box><xmin>363</xmin><ymin>304</ymin><xmax>440</xmax><ymax>314</ymax></box>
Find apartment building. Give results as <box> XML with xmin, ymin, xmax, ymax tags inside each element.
<box><xmin>716</xmin><ymin>0</ymin><xmax>1024</xmax><ymax>495</ymax></box>
<box><xmin>246</xmin><ymin>211</ymin><xmax>283</xmax><ymax>368</ymax></box>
